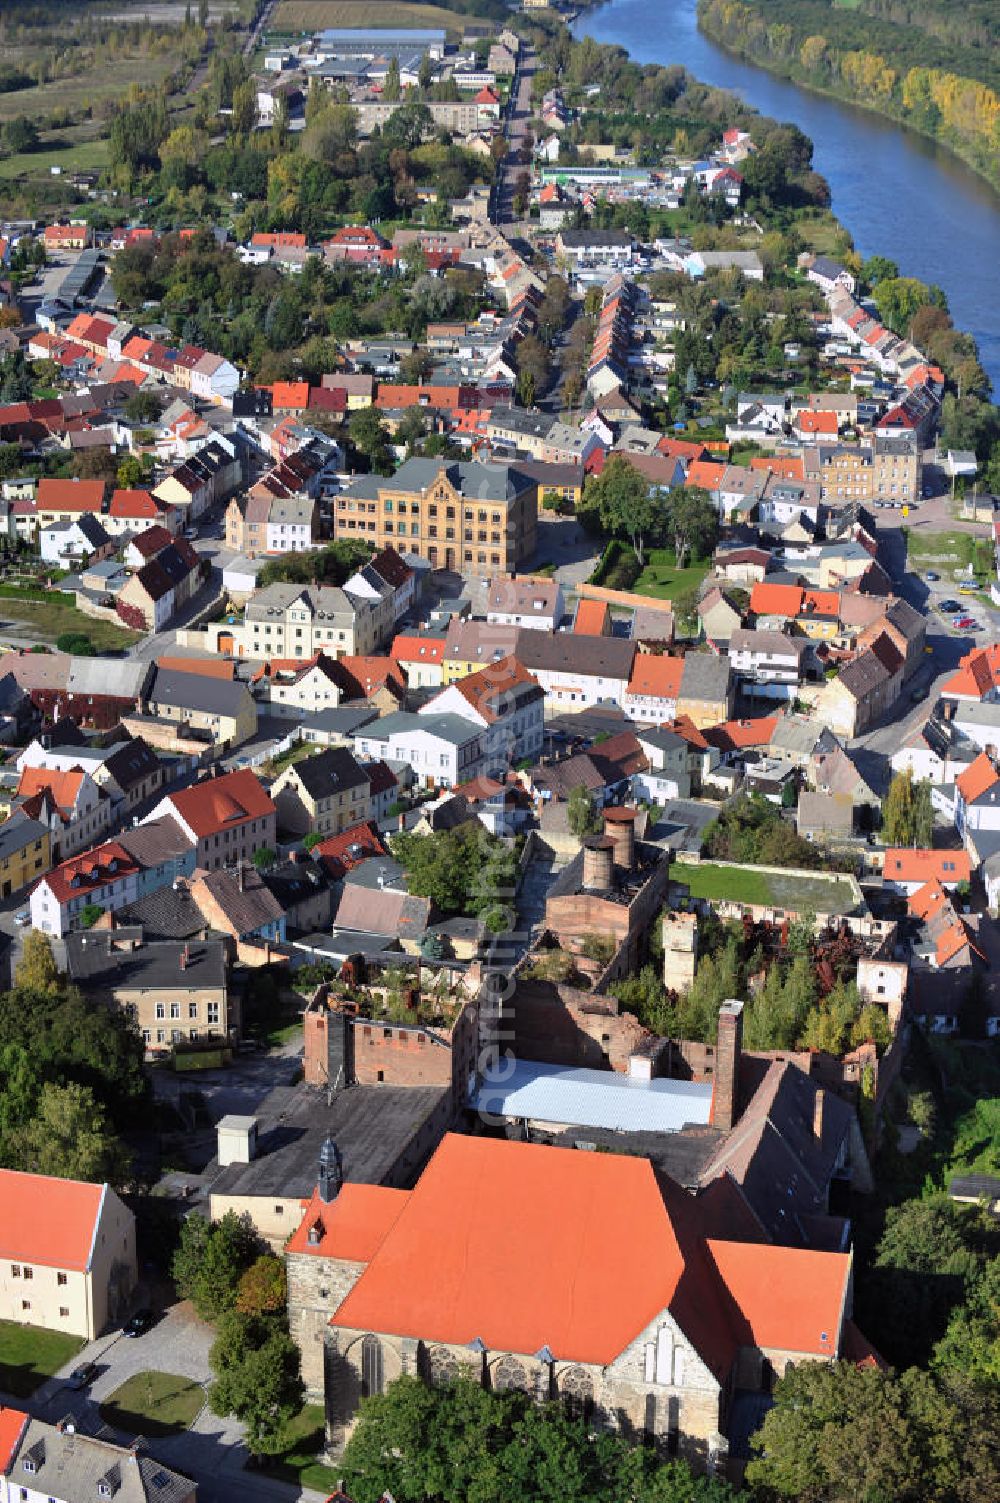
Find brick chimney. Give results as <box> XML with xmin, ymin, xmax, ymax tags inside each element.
<box><xmin>180</xmin><ymin>944</ymin><xmax>190</xmax><ymax>970</ymax></box>
<box><xmin>603</xmin><ymin>806</ymin><xmax>636</xmax><ymax>870</ymax></box>
<box><xmin>582</xmin><ymin>835</ymin><xmax>614</xmax><ymax>892</ymax></box>
<box><xmin>813</xmin><ymin>1087</ymin><xmax>826</xmax><ymax>1143</ymax></box>
<box><xmin>712</xmin><ymin>999</ymin><xmax>744</xmax><ymax>1134</ymax></box>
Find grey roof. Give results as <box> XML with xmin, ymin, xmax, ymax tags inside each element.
<box><xmin>559</xmin><ymin>228</ymin><xmax>633</xmax><ymax>248</ymax></box>
<box><xmin>300</xmin><ymin>705</ymin><xmax>380</xmax><ymax>738</ymax></box>
<box><xmin>65</xmin><ymin>657</ymin><xmax>151</xmax><ymax>700</ymax></box>
<box><xmin>355</xmin><ymin>710</ymin><xmax>481</xmax><ymax>748</ymax></box>
<box><xmin>679</xmin><ymin>652</ymin><xmax>732</xmax><ymax>700</ymax></box>
<box><xmin>245</xmin><ymin>582</ymin><xmax>356</xmax><ymax>622</ymax></box>
<box><xmin>9</xmin><ymin>1420</ymin><xmax>193</xmax><ymax>1503</ymax></box>
<box><xmin>637</xmin><ymin>726</ymin><xmax>688</xmax><ymax>755</ymax></box>
<box><xmin>65</xmin><ymin>932</ymin><xmax>226</xmax><ymax>990</ymax></box>
<box><xmin>147</xmin><ymin>667</ymin><xmax>254</xmax><ymax>718</ymax></box>
<box><xmin>514</xmin><ymin>630</ymin><xmax>635</xmax><ymax>680</ymax></box>
<box><xmin>0</xmin><ymin>810</ymin><xmax>47</xmax><ymax>861</ymax></box>
<box><xmin>345</xmin><ymin>456</ymin><xmax>535</xmax><ymax>505</ymax></box>
<box><xmin>208</xmin><ymin>1081</ymin><xmax>447</xmax><ymax>1197</ymax></box>
<box><xmin>114</xmin><ymin>884</ymin><xmax>206</xmax><ymax>940</ymax></box>
<box><xmin>118</xmin><ymin>814</ymin><xmax>193</xmax><ymax>870</ymax></box>
<box><xmin>281</xmin><ymin>745</ymin><xmax>368</xmax><ymax>798</ymax></box>
<box><xmin>796</xmin><ymin>790</ymin><xmax>854</xmax><ymax>835</ymax></box>
<box><xmin>770</xmin><ymin>715</ymin><xmax>825</xmax><ymax>757</ymax></box>
<box><xmin>473</xmin><ymin>1057</ymin><xmax>713</xmax><ymax>1133</ymax></box>
<box><xmin>729</xmin><ymin>629</ymin><xmax>807</xmax><ymax>658</ymax></box>
<box><xmin>486</xmin><ymin>406</ymin><xmax>556</xmax><ymax>439</ymax></box>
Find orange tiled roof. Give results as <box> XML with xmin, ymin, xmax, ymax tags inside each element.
<box><xmin>908</xmin><ymin>877</ymin><xmax>950</xmax><ymax>921</ymax></box>
<box><xmin>36</xmin><ymin>478</ymin><xmax>105</xmax><ymax>512</ymax></box>
<box><xmin>0</xmin><ymin>1169</ymin><xmax>107</xmax><ymax>1272</ymax></box>
<box><xmin>16</xmin><ymin>766</ymin><xmax>85</xmax><ymax>815</ymax></box>
<box><xmin>685</xmin><ymin>460</ymin><xmax>726</xmax><ymax>490</ymax></box>
<box><xmin>269</xmin><ymin>382</ymin><xmax>310</xmax><ymax>410</ymax></box>
<box><xmin>704</xmin><ymin>716</ymin><xmax>778</xmax><ymax>752</ymax></box>
<box><xmin>706</xmin><ymin>1239</ymin><xmax>847</xmax><ymax>1357</ymax></box>
<box><xmin>573</xmin><ymin>599</ymin><xmax>610</xmax><ymax>635</ymax></box>
<box><xmin>627</xmin><ymin>655</ymin><xmax>684</xmax><ymax>700</ymax></box>
<box><xmin>166</xmin><ymin>769</ymin><xmax>275</xmax><ymax>839</ymax></box>
<box><xmin>156</xmin><ymin>655</ymin><xmax>237</xmax><ymax>680</ymax></box>
<box><xmin>941</xmin><ymin>645</ymin><xmax>1000</xmax><ymax>701</ymax></box>
<box><xmin>885</xmin><ymin>848</ymin><xmax>971</xmax><ymax>885</ymax></box>
<box><xmin>0</xmin><ymin>1407</ymin><xmax>27</xmax><ymax>1472</ymax></box>
<box><xmin>289</xmin><ymin>1183</ymin><xmax>410</xmax><ymax>1259</ymax></box>
<box><xmin>956</xmin><ymin>751</ymin><xmax>1000</xmax><ymax>804</ymax></box>
<box><xmin>391</xmin><ymin>634</ymin><xmax>445</xmax><ymax>665</ymax></box>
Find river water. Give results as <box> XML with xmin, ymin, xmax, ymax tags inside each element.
<box><xmin>573</xmin><ymin>0</ymin><xmax>1000</xmax><ymax>397</ymax></box>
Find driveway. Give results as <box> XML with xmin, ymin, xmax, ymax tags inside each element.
<box><xmin>532</xmin><ymin>516</ymin><xmax>599</xmax><ymax>593</ymax></box>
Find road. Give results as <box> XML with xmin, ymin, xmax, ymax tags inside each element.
<box><xmin>492</xmin><ymin>49</ymin><xmax>537</xmax><ymax>226</ymax></box>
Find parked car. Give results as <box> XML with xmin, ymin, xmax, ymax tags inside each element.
<box><xmin>925</xmin><ymin>571</ymin><xmax>940</xmax><ymax>582</ymax></box>
<box><xmin>939</xmin><ymin>600</ymin><xmax>962</xmax><ymax>613</ymax></box>
<box><xmin>124</xmin><ymin>1308</ymin><xmax>155</xmax><ymax>1337</ymax></box>
<box><xmin>14</xmin><ymin>910</ymin><xmax>29</xmax><ymax>926</ymax></box>
<box><xmin>958</xmin><ymin>584</ymin><xmax>979</xmax><ymax>595</ymax></box>
<box><xmin>956</xmin><ymin>617</ymin><xmax>979</xmax><ymax>630</ymax></box>
<box><xmin>68</xmin><ymin>1362</ymin><xmax>97</xmax><ymax>1390</ymax></box>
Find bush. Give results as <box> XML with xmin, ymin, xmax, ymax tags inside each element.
<box><xmin>56</xmin><ymin>631</ymin><xmax>96</xmax><ymax>655</ymax></box>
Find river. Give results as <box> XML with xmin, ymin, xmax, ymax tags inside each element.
<box><xmin>573</xmin><ymin>0</ymin><xmax>1000</xmax><ymax>398</ymax></box>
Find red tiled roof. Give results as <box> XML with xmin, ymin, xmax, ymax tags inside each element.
<box><xmin>39</xmin><ymin>841</ymin><xmax>139</xmax><ymax>904</ymax></box>
<box><xmin>37</xmin><ymin>478</ymin><xmax>105</xmax><ymax>512</ymax></box>
<box><xmin>110</xmin><ymin>488</ymin><xmax>160</xmax><ymax>518</ymax></box>
<box><xmin>166</xmin><ymin>770</ymin><xmax>275</xmax><ymax>840</ymax></box>
<box><xmin>0</xmin><ymin>1170</ymin><xmax>108</xmax><ymax>1272</ymax></box>
<box><xmin>156</xmin><ymin>655</ymin><xmax>237</xmax><ymax>680</ymax></box>
<box><xmin>391</xmin><ymin>633</ymin><xmax>445</xmax><ymax>665</ymax></box>
<box><xmin>704</xmin><ymin>716</ymin><xmax>778</xmax><ymax>752</ymax></box>
<box><xmin>941</xmin><ymin>645</ymin><xmax>1000</xmax><ymax>701</ymax></box>
<box><xmin>16</xmin><ymin>766</ymin><xmax>85</xmax><ymax>816</ymax></box>
<box><xmin>269</xmin><ymin>382</ymin><xmax>310</xmax><ymax>410</ymax></box>
<box><xmin>338</xmin><ymin>655</ymin><xmax>407</xmax><ymax>699</ymax></box>
<box><xmin>314</xmin><ymin>819</ymin><xmax>389</xmax><ymax>880</ymax></box>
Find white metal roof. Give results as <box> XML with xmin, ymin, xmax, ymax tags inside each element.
<box><xmin>473</xmin><ymin>1058</ymin><xmax>713</xmax><ymax>1134</ymax></box>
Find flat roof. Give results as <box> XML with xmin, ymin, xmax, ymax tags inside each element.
<box><xmin>473</xmin><ymin>1059</ymin><xmax>713</xmax><ymax>1135</ymax></box>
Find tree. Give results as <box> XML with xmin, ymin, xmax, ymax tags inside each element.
<box><xmin>2</xmin><ymin>116</ymin><xmax>39</xmax><ymax>154</ymax></box>
<box><xmin>582</xmin><ymin>456</ymin><xmax>662</xmax><ymax>566</ymax></box>
<box><xmin>665</xmin><ymin>486</ymin><xmax>717</xmax><ymax>570</ymax></box>
<box><xmin>383</xmin><ymin>58</ymin><xmax>402</xmax><ymax>102</ymax></box>
<box><xmin>746</xmin><ymin>1361</ymin><xmax>964</xmax><ymax>1503</ymax></box>
<box><xmin>230</xmin><ymin>79</ymin><xmax>258</xmax><ymax>139</ymax></box>
<box><xmin>391</xmin><ymin>825</ymin><xmax>517</xmax><ymax>926</ymax></box>
<box><xmin>873</xmin><ymin>276</ymin><xmax>947</xmax><ymax>339</ymax></box>
<box><xmin>567</xmin><ymin>782</ymin><xmax>601</xmax><ymax>839</ymax></box>
<box><xmin>349</xmin><ymin>407</ymin><xmax>395</xmax><ymax>476</ymax></box>
<box><xmin>882</xmin><ymin>768</ymin><xmax>933</xmax><ymax>846</ymax></box>
<box><xmin>251</xmin><ymin>846</ymin><xmax>276</xmax><ymax>873</ymax></box>
<box><xmin>116</xmin><ymin>455</ymin><xmax>144</xmax><ymax>489</ymax></box>
<box><xmin>78</xmin><ymin>903</ymin><xmax>104</xmax><ymax>930</ymax></box>
<box><xmin>124</xmin><ymin>389</ymin><xmax>161</xmax><ymax>423</ymax></box>
<box><xmin>14</xmin><ymin>930</ymin><xmax>60</xmax><ymax>993</ymax></box>
<box><xmin>209</xmin><ymin>1312</ymin><xmax>304</xmax><ymax>1456</ymax></box>
<box><xmin>235</xmin><ymin>1255</ymin><xmax>287</xmax><ymax>1316</ymax></box>
<box><xmin>173</xmin><ymin>1210</ymin><xmax>264</xmax><ymax>1321</ymax></box>
<box><xmin>18</xmin><ymin>1081</ymin><xmax>128</xmax><ymax>1186</ymax></box>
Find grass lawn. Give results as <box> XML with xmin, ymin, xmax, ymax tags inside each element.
<box><xmin>0</xmin><ymin>597</ymin><xmax>140</xmax><ymax>651</ymax></box>
<box><xmin>274</xmin><ymin>0</ymin><xmax>464</xmax><ymax>31</ymax></box>
<box><xmin>670</xmin><ymin>861</ymin><xmax>858</xmax><ymax>915</ymax></box>
<box><xmin>788</xmin><ymin>212</ymin><xmax>847</xmax><ymax>257</ymax></box>
<box><xmin>905</xmin><ymin>528</ymin><xmax>993</xmax><ymax>583</ymax></box>
<box><xmin>0</xmin><ymin>54</ymin><xmax>177</xmax><ymax>126</ymax></box>
<box><xmin>100</xmin><ymin>1371</ymin><xmax>204</xmax><ymax>1439</ymax></box>
<box><xmin>633</xmin><ymin>548</ymin><xmax>710</xmax><ymax>601</ymax></box>
<box><xmin>0</xmin><ymin>1321</ymin><xmax>84</xmax><ymax>1397</ymax></box>
<box><xmin>267</xmin><ymin>1404</ymin><xmax>340</xmax><ymax>1492</ymax></box>
<box><xmin>0</xmin><ymin>136</ymin><xmax>111</xmax><ymax>182</ymax></box>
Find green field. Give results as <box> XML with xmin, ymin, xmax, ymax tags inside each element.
<box><xmin>0</xmin><ymin>1321</ymin><xmax>84</xmax><ymax>1397</ymax></box>
<box><xmin>274</xmin><ymin>0</ymin><xmax>465</xmax><ymax>31</ymax></box>
<box><xmin>271</xmin><ymin>1403</ymin><xmax>340</xmax><ymax>1491</ymax></box>
<box><xmin>0</xmin><ymin>597</ymin><xmax>140</xmax><ymax>651</ymax></box>
<box><xmin>906</xmin><ymin>527</ymin><xmax>993</xmax><ymax>584</ymax></box>
<box><xmin>100</xmin><ymin>1371</ymin><xmax>204</xmax><ymax>1438</ymax></box>
<box><xmin>0</xmin><ymin>53</ymin><xmax>177</xmax><ymax>126</ymax></box>
<box><xmin>670</xmin><ymin>861</ymin><xmax>858</xmax><ymax>915</ymax></box>
<box><xmin>633</xmin><ymin>548</ymin><xmax>710</xmax><ymax>602</ymax></box>
<box><xmin>0</xmin><ymin>136</ymin><xmax>111</xmax><ymax>183</ymax></box>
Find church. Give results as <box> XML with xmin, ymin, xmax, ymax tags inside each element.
<box><xmin>286</xmin><ymin>1129</ymin><xmax>865</xmax><ymax>1473</ymax></box>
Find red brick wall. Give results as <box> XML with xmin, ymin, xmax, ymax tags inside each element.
<box><xmin>351</xmin><ymin>1021</ymin><xmax>453</xmax><ymax>1087</ymax></box>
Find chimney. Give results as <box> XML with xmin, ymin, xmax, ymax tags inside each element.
<box><xmin>603</xmin><ymin>806</ymin><xmax>637</xmax><ymax>870</ymax></box>
<box><xmin>180</xmin><ymin>944</ymin><xmax>190</xmax><ymax>970</ymax></box>
<box><xmin>582</xmin><ymin>835</ymin><xmax>614</xmax><ymax>892</ymax></box>
<box><xmin>318</xmin><ymin>1135</ymin><xmax>343</xmax><ymax>1204</ymax></box>
<box><xmin>712</xmin><ymin>1000</ymin><xmax>744</xmax><ymax>1134</ymax></box>
<box><xmin>813</xmin><ymin>1088</ymin><xmax>826</xmax><ymax>1142</ymax></box>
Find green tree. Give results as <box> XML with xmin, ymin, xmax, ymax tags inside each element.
<box><xmin>14</xmin><ymin>930</ymin><xmax>60</xmax><ymax>993</ymax></box>
<box><xmin>882</xmin><ymin>768</ymin><xmax>933</xmax><ymax>846</ymax></box>
<box><xmin>251</xmin><ymin>846</ymin><xmax>276</xmax><ymax>873</ymax></box>
<box><xmin>230</xmin><ymin>79</ymin><xmax>258</xmax><ymax>138</ymax></box>
<box><xmin>209</xmin><ymin>1312</ymin><xmax>304</xmax><ymax>1456</ymax></box>
<box><xmin>383</xmin><ymin>58</ymin><xmax>402</xmax><ymax>102</ymax></box>
<box><xmin>391</xmin><ymin>825</ymin><xmax>516</xmax><ymax>924</ymax></box>
<box><xmin>873</xmin><ymin>276</ymin><xmax>947</xmax><ymax>339</ymax></box>
<box><xmin>124</xmin><ymin>390</ymin><xmax>162</xmax><ymax>423</ymax></box>
<box><xmin>935</xmin><ymin>1257</ymin><xmax>1000</xmax><ymax>1385</ymax></box>
<box><xmin>116</xmin><ymin>455</ymin><xmax>144</xmax><ymax>489</ymax></box>
<box><xmin>2</xmin><ymin>116</ymin><xmax>39</xmax><ymax>154</ymax></box>
<box><xmin>567</xmin><ymin>782</ymin><xmax>601</xmax><ymax>840</ymax></box>
<box><xmin>746</xmin><ymin>1361</ymin><xmax>964</xmax><ymax>1503</ymax></box>
<box><xmin>18</xmin><ymin>1081</ymin><xmax>128</xmax><ymax>1186</ymax></box>
<box><xmin>582</xmin><ymin>456</ymin><xmax>662</xmax><ymax>566</ymax></box>
<box><xmin>665</xmin><ymin>486</ymin><xmax>717</xmax><ymax>570</ymax></box>
<box><xmin>173</xmin><ymin>1211</ymin><xmax>264</xmax><ymax>1321</ymax></box>
<box><xmin>349</xmin><ymin>407</ymin><xmax>394</xmax><ymax>476</ymax></box>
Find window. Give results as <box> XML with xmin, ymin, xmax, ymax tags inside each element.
<box><xmin>361</xmin><ymin>1334</ymin><xmax>384</xmax><ymax>1397</ymax></box>
<box><xmin>170</xmin><ymin>1002</ymin><xmax>180</xmax><ymax>1020</ymax></box>
<box><xmin>57</xmin><ymin>1272</ymin><xmax>67</xmax><ymax>1286</ymax></box>
<box><xmin>189</xmin><ymin>1003</ymin><xmax>198</xmax><ymax>1019</ymax></box>
<box><xmin>10</xmin><ymin>1265</ymin><xmax>19</xmax><ymax>1278</ymax></box>
<box><xmin>59</xmin><ymin>1306</ymin><xmax>69</xmax><ymax>1318</ymax></box>
<box><xmin>22</xmin><ymin>1266</ymin><xmax>31</xmax><ymax>1280</ymax></box>
<box><xmin>274</xmin><ymin>1205</ymin><xmax>284</xmax><ymax>1216</ymax></box>
<box><xmin>155</xmin><ymin>1003</ymin><xmax>165</xmax><ymax>1019</ymax></box>
<box><xmin>207</xmin><ymin>1002</ymin><xmax>220</xmax><ymax>1025</ymax></box>
<box><xmin>21</xmin><ymin>1300</ymin><xmax>30</xmax><ymax>1311</ymax></box>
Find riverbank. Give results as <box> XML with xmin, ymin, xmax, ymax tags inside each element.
<box><xmin>570</xmin><ymin>0</ymin><xmax>1000</xmax><ymax>398</ymax></box>
<box><xmin>698</xmin><ymin>0</ymin><xmax>1000</xmax><ymax>199</ymax></box>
